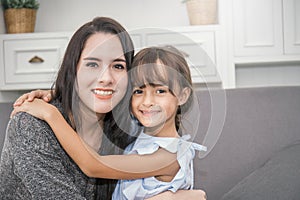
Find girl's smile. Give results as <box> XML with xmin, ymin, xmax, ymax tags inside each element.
<box><xmin>140</xmin><ymin>109</ymin><xmax>161</xmax><ymax>116</ymax></box>
<box><xmin>138</xmin><ymin>106</ymin><xmax>163</xmax><ymax>126</ymax></box>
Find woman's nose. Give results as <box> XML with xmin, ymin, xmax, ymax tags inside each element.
<box><xmin>97</xmin><ymin>66</ymin><xmax>113</xmax><ymax>85</ymax></box>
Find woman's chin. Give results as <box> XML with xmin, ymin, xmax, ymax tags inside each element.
<box><xmin>93</xmin><ymin>105</ymin><xmax>113</xmax><ymax>114</ymax></box>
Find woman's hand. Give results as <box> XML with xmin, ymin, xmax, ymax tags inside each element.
<box><xmin>13</xmin><ymin>89</ymin><xmax>52</xmax><ymax>107</ymax></box>
<box><xmin>10</xmin><ymin>98</ymin><xmax>56</xmax><ymax>120</ymax></box>
<box><xmin>146</xmin><ymin>189</ymin><xmax>207</xmax><ymax>200</ymax></box>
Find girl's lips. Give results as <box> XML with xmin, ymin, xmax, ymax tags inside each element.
<box><xmin>141</xmin><ymin>110</ymin><xmax>160</xmax><ymax>117</ymax></box>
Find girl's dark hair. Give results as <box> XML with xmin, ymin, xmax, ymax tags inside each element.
<box><xmin>130</xmin><ymin>46</ymin><xmax>193</xmax><ymax>134</ymax></box>
<box><xmin>51</xmin><ymin>17</ymin><xmax>135</xmax><ymax>200</ymax></box>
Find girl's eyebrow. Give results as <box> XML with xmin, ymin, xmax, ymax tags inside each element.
<box><xmin>134</xmin><ymin>83</ymin><xmax>166</xmax><ymax>89</ymax></box>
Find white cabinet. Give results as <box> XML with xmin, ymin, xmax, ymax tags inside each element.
<box><xmin>0</xmin><ymin>32</ymin><xmax>70</xmax><ymax>90</ymax></box>
<box><xmin>283</xmin><ymin>0</ymin><xmax>300</xmax><ymax>54</ymax></box>
<box><xmin>232</xmin><ymin>0</ymin><xmax>300</xmax><ymax>62</ymax></box>
<box><xmin>129</xmin><ymin>26</ymin><xmax>222</xmax><ymax>85</ymax></box>
<box><xmin>233</xmin><ymin>0</ymin><xmax>283</xmax><ymax>57</ymax></box>
<box><xmin>230</xmin><ymin>0</ymin><xmax>300</xmax><ymax>88</ymax></box>
<box><xmin>0</xmin><ymin>27</ymin><xmax>222</xmax><ymax>92</ymax></box>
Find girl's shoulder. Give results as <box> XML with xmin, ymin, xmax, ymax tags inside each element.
<box><xmin>126</xmin><ymin>133</ymin><xmax>206</xmax><ymax>156</ymax></box>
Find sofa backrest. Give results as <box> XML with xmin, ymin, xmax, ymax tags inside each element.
<box><xmin>0</xmin><ymin>103</ymin><xmax>13</xmax><ymax>157</ymax></box>
<box><xmin>1</xmin><ymin>87</ymin><xmax>299</xmax><ymax>199</ymax></box>
<box><xmin>192</xmin><ymin>86</ymin><xmax>300</xmax><ymax>200</ymax></box>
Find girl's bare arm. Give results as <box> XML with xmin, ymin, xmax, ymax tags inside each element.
<box><xmin>146</xmin><ymin>190</ymin><xmax>207</xmax><ymax>200</ymax></box>
<box><xmin>13</xmin><ymin>89</ymin><xmax>52</xmax><ymax>106</ymax></box>
<box><xmin>13</xmin><ymin>99</ymin><xmax>179</xmax><ymax>180</ymax></box>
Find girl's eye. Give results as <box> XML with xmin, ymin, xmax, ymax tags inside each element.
<box><xmin>133</xmin><ymin>89</ymin><xmax>143</xmax><ymax>95</ymax></box>
<box><xmin>156</xmin><ymin>89</ymin><xmax>167</xmax><ymax>94</ymax></box>
<box><xmin>86</xmin><ymin>62</ymin><xmax>98</xmax><ymax>68</ymax></box>
<box><xmin>113</xmin><ymin>64</ymin><xmax>126</xmax><ymax>70</ymax></box>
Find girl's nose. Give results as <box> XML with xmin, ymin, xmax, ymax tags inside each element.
<box><xmin>142</xmin><ymin>93</ymin><xmax>154</xmax><ymax>107</ymax></box>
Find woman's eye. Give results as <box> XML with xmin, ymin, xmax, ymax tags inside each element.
<box><xmin>86</xmin><ymin>62</ymin><xmax>98</xmax><ymax>68</ymax></box>
<box><xmin>113</xmin><ymin>64</ymin><xmax>126</xmax><ymax>70</ymax></box>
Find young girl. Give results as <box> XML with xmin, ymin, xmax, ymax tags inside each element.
<box><xmin>14</xmin><ymin>46</ymin><xmax>206</xmax><ymax>199</ymax></box>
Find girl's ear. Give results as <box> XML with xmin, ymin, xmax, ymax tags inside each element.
<box><xmin>178</xmin><ymin>87</ymin><xmax>191</xmax><ymax>105</ymax></box>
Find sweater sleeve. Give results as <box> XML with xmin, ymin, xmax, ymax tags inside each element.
<box><xmin>4</xmin><ymin>112</ymin><xmax>89</xmax><ymax>199</ymax></box>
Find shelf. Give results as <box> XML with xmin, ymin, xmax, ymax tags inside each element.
<box><xmin>234</xmin><ymin>55</ymin><xmax>300</xmax><ymax>65</ymax></box>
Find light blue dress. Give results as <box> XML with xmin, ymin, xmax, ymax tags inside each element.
<box><xmin>112</xmin><ymin>132</ymin><xmax>207</xmax><ymax>200</ymax></box>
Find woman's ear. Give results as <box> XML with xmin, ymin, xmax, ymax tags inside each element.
<box><xmin>178</xmin><ymin>87</ymin><xmax>191</xmax><ymax>105</ymax></box>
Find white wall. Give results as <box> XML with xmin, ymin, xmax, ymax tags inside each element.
<box><xmin>0</xmin><ymin>0</ymin><xmax>198</xmax><ymax>102</ymax></box>
<box><xmin>1</xmin><ymin>0</ymin><xmax>191</xmax><ymax>33</ymax></box>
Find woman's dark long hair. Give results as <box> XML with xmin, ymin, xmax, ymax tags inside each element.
<box><xmin>51</xmin><ymin>17</ymin><xmax>136</xmax><ymax>199</ymax></box>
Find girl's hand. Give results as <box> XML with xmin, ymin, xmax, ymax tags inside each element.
<box><xmin>146</xmin><ymin>189</ymin><xmax>207</xmax><ymax>200</ymax></box>
<box><xmin>10</xmin><ymin>99</ymin><xmax>56</xmax><ymax>120</ymax></box>
<box><xmin>13</xmin><ymin>89</ymin><xmax>52</xmax><ymax>107</ymax></box>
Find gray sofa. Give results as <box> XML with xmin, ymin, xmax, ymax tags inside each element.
<box><xmin>0</xmin><ymin>103</ymin><xmax>12</xmax><ymax>157</ymax></box>
<box><xmin>1</xmin><ymin>86</ymin><xmax>300</xmax><ymax>199</ymax></box>
<box><xmin>193</xmin><ymin>86</ymin><xmax>300</xmax><ymax>199</ymax></box>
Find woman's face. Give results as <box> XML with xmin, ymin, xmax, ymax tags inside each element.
<box><xmin>76</xmin><ymin>32</ymin><xmax>128</xmax><ymax>114</ymax></box>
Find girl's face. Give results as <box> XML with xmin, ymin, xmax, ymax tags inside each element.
<box><xmin>130</xmin><ymin>62</ymin><xmax>181</xmax><ymax>136</ymax></box>
<box><xmin>131</xmin><ymin>84</ymin><xmax>179</xmax><ymax>132</ymax></box>
<box><xmin>76</xmin><ymin>32</ymin><xmax>128</xmax><ymax>114</ymax></box>
<box><xmin>131</xmin><ymin>83</ymin><xmax>180</xmax><ymax>136</ymax></box>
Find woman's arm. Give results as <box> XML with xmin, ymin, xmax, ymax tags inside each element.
<box><xmin>2</xmin><ymin>113</ymin><xmax>93</xmax><ymax>199</ymax></box>
<box><xmin>13</xmin><ymin>99</ymin><xmax>179</xmax><ymax>180</ymax></box>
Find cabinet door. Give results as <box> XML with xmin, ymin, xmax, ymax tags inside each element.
<box><xmin>233</xmin><ymin>0</ymin><xmax>283</xmax><ymax>56</ymax></box>
<box><xmin>283</xmin><ymin>0</ymin><xmax>300</xmax><ymax>54</ymax></box>
<box><xmin>1</xmin><ymin>36</ymin><xmax>68</xmax><ymax>90</ymax></box>
<box><xmin>142</xmin><ymin>29</ymin><xmax>220</xmax><ymax>84</ymax></box>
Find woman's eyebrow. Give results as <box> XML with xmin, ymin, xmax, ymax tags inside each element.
<box><xmin>83</xmin><ymin>57</ymin><xmax>126</xmax><ymax>62</ymax></box>
<box><xmin>114</xmin><ymin>58</ymin><xmax>126</xmax><ymax>63</ymax></box>
<box><xmin>83</xmin><ymin>57</ymin><xmax>101</xmax><ymax>61</ymax></box>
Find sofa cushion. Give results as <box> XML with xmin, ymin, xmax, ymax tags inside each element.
<box><xmin>221</xmin><ymin>142</ymin><xmax>300</xmax><ymax>200</ymax></box>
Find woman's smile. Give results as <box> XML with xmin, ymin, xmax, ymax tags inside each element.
<box><xmin>92</xmin><ymin>88</ymin><xmax>114</xmax><ymax>100</ymax></box>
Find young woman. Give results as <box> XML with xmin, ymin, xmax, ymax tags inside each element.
<box><xmin>0</xmin><ymin>16</ymin><xmax>135</xmax><ymax>200</ymax></box>
<box><xmin>12</xmin><ymin>46</ymin><xmax>207</xmax><ymax>199</ymax></box>
<box><xmin>4</xmin><ymin>17</ymin><xmax>206</xmax><ymax>199</ymax></box>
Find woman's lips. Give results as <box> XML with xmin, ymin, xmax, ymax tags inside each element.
<box><xmin>92</xmin><ymin>88</ymin><xmax>114</xmax><ymax>100</ymax></box>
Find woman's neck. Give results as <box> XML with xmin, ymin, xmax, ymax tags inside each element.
<box><xmin>76</xmin><ymin>101</ymin><xmax>106</xmax><ymax>151</ymax></box>
<box><xmin>78</xmin><ymin>123</ymin><xmax>103</xmax><ymax>151</ymax></box>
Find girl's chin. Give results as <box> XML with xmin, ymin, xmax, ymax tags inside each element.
<box><xmin>144</xmin><ymin>123</ymin><xmax>164</xmax><ymax>132</ymax></box>
<box><xmin>140</xmin><ymin>117</ymin><xmax>165</xmax><ymax>128</ymax></box>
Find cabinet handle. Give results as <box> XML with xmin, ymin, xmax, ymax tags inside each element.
<box><xmin>29</xmin><ymin>56</ymin><xmax>44</xmax><ymax>63</ymax></box>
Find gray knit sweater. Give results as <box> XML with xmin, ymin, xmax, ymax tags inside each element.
<box><xmin>0</xmin><ymin>101</ymin><xmax>97</xmax><ymax>200</ymax></box>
